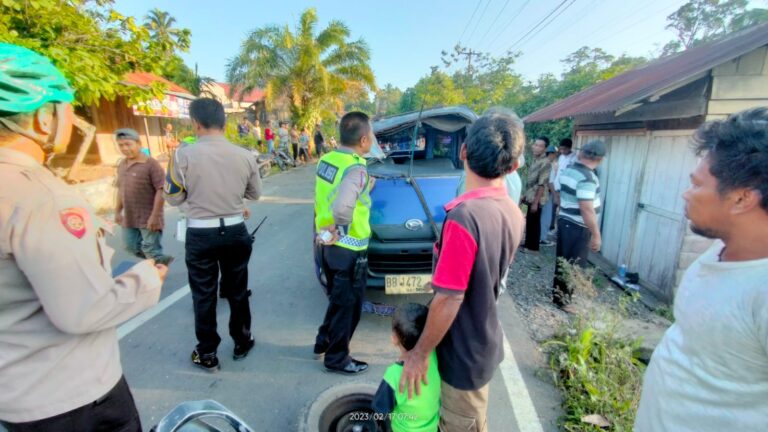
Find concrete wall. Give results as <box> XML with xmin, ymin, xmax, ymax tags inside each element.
<box><xmin>708</xmin><ymin>46</ymin><xmax>768</xmax><ymax>120</ymax></box>
<box><xmin>200</xmin><ymin>83</ymin><xmax>251</xmax><ymax>113</ymax></box>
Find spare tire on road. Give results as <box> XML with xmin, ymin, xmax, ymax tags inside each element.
<box><xmin>299</xmin><ymin>382</ymin><xmax>391</xmax><ymax>432</ymax></box>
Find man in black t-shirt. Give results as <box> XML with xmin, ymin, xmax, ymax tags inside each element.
<box><xmin>399</xmin><ymin>110</ymin><xmax>525</xmax><ymax>432</ymax></box>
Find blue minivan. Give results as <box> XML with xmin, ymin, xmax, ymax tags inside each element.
<box><xmin>314</xmin><ymin>106</ymin><xmax>478</xmax><ymax>295</ymax></box>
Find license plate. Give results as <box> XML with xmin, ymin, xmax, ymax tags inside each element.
<box><xmin>385</xmin><ymin>274</ymin><xmax>433</xmax><ymax>295</ymax></box>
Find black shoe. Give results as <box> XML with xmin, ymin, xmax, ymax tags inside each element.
<box><xmin>233</xmin><ymin>336</ymin><xmax>255</xmax><ymax>360</ymax></box>
<box><xmin>324</xmin><ymin>359</ymin><xmax>369</xmax><ymax>375</ymax></box>
<box><xmin>191</xmin><ymin>350</ymin><xmax>220</xmax><ymax>372</ymax></box>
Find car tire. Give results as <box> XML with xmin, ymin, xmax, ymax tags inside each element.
<box><xmin>298</xmin><ymin>382</ymin><xmax>391</xmax><ymax>432</ymax></box>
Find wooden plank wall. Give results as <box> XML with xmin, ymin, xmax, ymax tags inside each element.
<box><xmin>575</xmin><ymin>130</ymin><xmax>648</xmax><ymax>272</ymax></box>
<box><xmin>89</xmin><ymin>97</ymin><xmax>171</xmax><ymax>165</ymax></box>
<box><xmin>708</xmin><ymin>46</ymin><xmax>768</xmax><ymax>120</ymax></box>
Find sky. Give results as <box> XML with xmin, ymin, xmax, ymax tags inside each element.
<box><xmin>113</xmin><ymin>0</ymin><xmax>765</xmax><ymax>90</ymax></box>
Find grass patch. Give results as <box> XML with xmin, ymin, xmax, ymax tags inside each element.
<box><xmin>546</xmin><ymin>260</ymin><xmax>645</xmax><ymax>431</ymax></box>
<box><xmin>654</xmin><ymin>304</ymin><xmax>674</xmax><ymax>322</ymax></box>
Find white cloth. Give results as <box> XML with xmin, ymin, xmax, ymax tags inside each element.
<box><xmin>635</xmin><ymin>240</ymin><xmax>768</xmax><ymax>432</ymax></box>
<box><xmin>553</xmin><ymin>152</ymin><xmax>577</xmax><ymax>191</ymax></box>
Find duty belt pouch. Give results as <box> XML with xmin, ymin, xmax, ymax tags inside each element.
<box><xmin>353</xmin><ymin>255</ymin><xmax>368</xmax><ymax>285</ymax></box>
<box><xmin>176</xmin><ymin>216</ymin><xmax>187</xmax><ymax>242</ymax></box>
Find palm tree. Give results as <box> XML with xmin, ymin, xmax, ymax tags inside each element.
<box><xmin>226</xmin><ymin>8</ymin><xmax>376</xmax><ymax>128</ymax></box>
<box><xmin>144</xmin><ymin>8</ymin><xmax>191</xmax><ymax>54</ymax></box>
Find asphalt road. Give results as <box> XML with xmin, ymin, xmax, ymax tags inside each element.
<box><xmin>109</xmin><ymin>164</ymin><xmax>562</xmax><ymax>431</ymax></box>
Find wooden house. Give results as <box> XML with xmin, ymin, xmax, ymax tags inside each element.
<box><xmin>525</xmin><ymin>23</ymin><xmax>768</xmax><ymax>301</ymax></box>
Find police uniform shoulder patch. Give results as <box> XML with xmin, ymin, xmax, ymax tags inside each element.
<box><xmin>317</xmin><ymin>160</ymin><xmax>339</xmax><ymax>184</ymax></box>
<box><xmin>59</xmin><ymin>207</ymin><xmax>89</xmax><ymax>239</ymax></box>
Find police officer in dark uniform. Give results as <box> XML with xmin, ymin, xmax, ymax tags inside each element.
<box><xmin>164</xmin><ymin>98</ymin><xmax>262</xmax><ymax>371</ymax></box>
<box><xmin>313</xmin><ymin>112</ymin><xmax>375</xmax><ymax>375</ymax></box>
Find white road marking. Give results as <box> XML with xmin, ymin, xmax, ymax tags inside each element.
<box><xmin>501</xmin><ymin>331</ymin><xmax>545</xmax><ymax>432</ymax></box>
<box><xmin>117</xmin><ymin>285</ymin><xmax>191</xmax><ymax>340</ymax></box>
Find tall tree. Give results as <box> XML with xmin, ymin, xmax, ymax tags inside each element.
<box><xmin>374</xmin><ymin>84</ymin><xmax>403</xmax><ymax>116</ymax></box>
<box><xmin>226</xmin><ymin>8</ymin><xmax>376</xmax><ymax>128</ymax></box>
<box><xmin>144</xmin><ymin>8</ymin><xmax>191</xmax><ymax>56</ymax></box>
<box><xmin>141</xmin><ymin>9</ymin><xmax>200</xmax><ymax>94</ymax></box>
<box><xmin>398</xmin><ymin>70</ymin><xmax>463</xmax><ymax>112</ymax></box>
<box><xmin>662</xmin><ymin>0</ymin><xmax>768</xmax><ymax>55</ymax></box>
<box><xmin>0</xmin><ymin>0</ymin><xmax>190</xmax><ymax>105</ymax></box>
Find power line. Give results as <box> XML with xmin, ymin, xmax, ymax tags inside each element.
<box><xmin>486</xmin><ymin>0</ymin><xmax>534</xmax><ymax>50</ymax></box>
<box><xmin>513</xmin><ymin>0</ymin><xmax>578</xmax><ymax>51</ymax></box>
<box><xmin>511</xmin><ymin>0</ymin><xmax>603</xmax><ymax>54</ymax></box>
<box><xmin>474</xmin><ymin>0</ymin><xmax>512</xmax><ymax>48</ymax></box>
<box><xmin>458</xmin><ymin>0</ymin><xmax>484</xmax><ymax>44</ymax></box>
<box><xmin>465</xmin><ymin>0</ymin><xmax>494</xmax><ymax>46</ymax></box>
<box><xmin>588</xmin><ymin>0</ymin><xmax>686</xmax><ymax>48</ymax></box>
<box><xmin>505</xmin><ymin>0</ymin><xmax>575</xmax><ymax>53</ymax></box>
<box><xmin>567</xmin><ymin>0</ymin><xmax>668</xmax><ymax>48</ymax></box>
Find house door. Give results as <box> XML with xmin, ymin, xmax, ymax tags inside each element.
<box><xmin>594</xmin><ymin>133</ymin><xmax>648</xmax><ymax>268</ymax></box>
<box><xmin>628</xmin><ymin>131</ymin><xmax>698</xmax><ymax>297</ymax></box>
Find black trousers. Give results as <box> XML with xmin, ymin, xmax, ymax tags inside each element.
<box><xmin>552</xmin><ymin>218</ymin><xmax>592</xmax><ymax>306</ymax></box>
<box><xmin>524</xmin><ymin>204</ymin><xmax>543</xmax><ymax>251</ymax></box>
<box><xmin>186</xmin><ymin>222</ymin><xmax>253</xmax><ymax>354</ymax></box>
<box><xmin>291</xmin><ymin>143</ymin><xmax>299</xmax><ymax>161</ymax></box>
<box><xmin>1</xmin><ymin>376</ymin><xmax>141</xmax><ymax>432</ymax></box>
<box><xmin>315</xmin><ymin>245</ymin><xmax>367</xmax><ymax>368</ymax></box>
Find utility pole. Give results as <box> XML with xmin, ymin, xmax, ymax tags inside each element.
<box><xmin>442</xmin><ymin>45</ymin><xmax>479</xmax><ymax>77</ymax></box>
<box><xmin>456</xmin><ymin>47</ymin><xmax>478</xmax><ymax>76</ymax></box>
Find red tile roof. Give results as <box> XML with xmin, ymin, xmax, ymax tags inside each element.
<box><xmin>216</xmin><ymin>82</ymin><xmax>265</xmax><ymax>103</ymax></box>
<box><xmin>123</xmin><ymin>72</ymin><xmax>193</xmax><ymax>97</ymax></box>
<box><xmin>525</xmin><ymin>22</ymin><xmax>768</xmax><ymax>123</ymax></box>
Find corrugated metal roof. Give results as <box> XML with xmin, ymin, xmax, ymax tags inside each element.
<box><xmin>525</xmin><ymin>22</ymin><xmax>768</xmax><ymax>123</ymax></box>
<box><xmin>122</xmin><ymin>72</ymin><xmax>193</xmax><ymax>97</ymax></box>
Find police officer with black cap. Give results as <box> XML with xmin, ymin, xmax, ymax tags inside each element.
<box><xmin>164</xmin><ymin>98</ymin><xmax>262</xmax><ymax>371</ymax></box>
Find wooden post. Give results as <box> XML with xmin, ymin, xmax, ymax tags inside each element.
<box><xmin>143</xmin><ymin>116</ymin><xmax>152</xmax><ymax>157</ymax></box>
<box><xmin>66</xmin><ymin>116</ymin><xmax>97</xmax><ymax>182</ymax></box>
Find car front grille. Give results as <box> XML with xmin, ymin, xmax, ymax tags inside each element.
<box><xmin>368</xmin><ymin>252</ymin><xmax>433</xmax><ymax>275</ymax></box>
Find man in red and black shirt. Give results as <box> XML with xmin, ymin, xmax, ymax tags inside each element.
<box><xmin>400</xmin><ymin>110</ymin><xmax>525</xmax><ymax>432</ymax></box>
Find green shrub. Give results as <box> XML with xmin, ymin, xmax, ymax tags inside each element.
<box><xmin>654</xmin><ymin>305</ymin><xmax>674</xmax><ymax>322</ymax></box>
<box><xmin>545</xmin><ymin>261</ymin><xmax>645</xmax><ymax>431</ymax></box>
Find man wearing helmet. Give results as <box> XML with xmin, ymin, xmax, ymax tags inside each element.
<box><xmin>0</xmin><ymin>44</ymin><xmax>167</xmax><ymax>431</ymax></box>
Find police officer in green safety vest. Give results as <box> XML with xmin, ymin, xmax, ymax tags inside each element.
<box><xmin>313</xmin><ymin>112</ymin><xmax>376</xmax><ymax>375</ymax></box>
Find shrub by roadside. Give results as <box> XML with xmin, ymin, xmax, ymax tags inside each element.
<box><xmin>543</xmin><ymin>260</ymin><xmax>646</xmax><ymax>431</ymax></box>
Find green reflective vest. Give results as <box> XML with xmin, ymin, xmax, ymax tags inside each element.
<box><xmin>314</xmin><ymin>149</ymin><xmax>371</xmax><ymax>251</ymax></box>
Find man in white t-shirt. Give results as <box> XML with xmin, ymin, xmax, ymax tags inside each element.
<box><xmin>634</xmin><ymin>107</ymin><xmax>768</xmax><ymax>432</ymax></box>
<box><xmin>553</xmin><ymin>138</ymin><xmax>577</xmax><ymax>192</ymax></box>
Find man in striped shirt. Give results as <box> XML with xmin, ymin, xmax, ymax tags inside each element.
<box><xmin>552</xmin><ymin>140</ymin><xmax>605</xmax><ymax>310</ymax></box>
